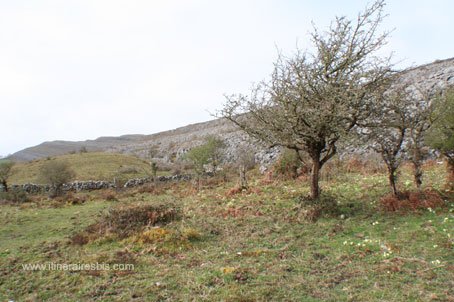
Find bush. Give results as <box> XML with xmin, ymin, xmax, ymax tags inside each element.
<box><xmin>70</xmin><ymin>201</ymin><xmax>181</xmax><ymax>245</ymax></box>
<box><xmin>39</xmin><ymin>160</ymin><xmax>75</xmax><ymax>197</ymax></box>
<box><xmin>136</xmin><ymin>183</ymin><xmax>168</xmax><ymax>195</ymax></box>
<box><xmin>380</xmin><ymin>189</ymin><xmax>446</xmax><ymax>212</ymax></box>
<box><xmin>106</xmin><ymin>202</ymin><xmax>181</xmax><ymax>238</ymax></box>
<box><xmin>65</xmin><ymin>192</ymin><xmax>88</xmax><ymax>205</ymax></box>
<box><xmin>99</xmin><ymin>189</ymin><xmax>118</xmax><ymax>201</ymax></box>
<box><xmin>0</xmin><ymin>188</ymin><xmax>30</xmax><ymax>204</ymax></box>
<box><xmin>273</xmin><ymin>149</ymin><xmax>306</xmax><ymax>179</ymax></box>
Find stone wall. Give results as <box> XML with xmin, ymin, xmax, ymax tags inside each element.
<box><xmin>3</xmin><ymin>174</ymin><xmax>192</xmax><ymax>194</ymax></box>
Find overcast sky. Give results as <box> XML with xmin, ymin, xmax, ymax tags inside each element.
<box><xmin>1</xmin><ymin>0</ymin><xmax>453</xmax><ymax>156</ymax></box>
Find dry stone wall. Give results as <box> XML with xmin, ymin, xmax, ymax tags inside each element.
<box><xmin>3</xmin><ymin>174</ymin><xmax>192</xmax><ymax>194</ymax></box>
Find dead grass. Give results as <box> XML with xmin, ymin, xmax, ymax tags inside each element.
<box><xmin>380</xmin><ymin>189</ymin><xmax>446</xmax><ymax>212</ymax></box>
<box><xmin>70</xmin><ymin>200</ymin><xmax>181</xmax><ymax>245</ymax></box>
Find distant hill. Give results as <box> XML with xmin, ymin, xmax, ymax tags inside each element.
<box><xmin>9</xmin><ymin>135</ymin><xmax>149</xmax><ymax>162</ymax></box>
<box><xmin>9</xmin><ymin>58</ymin><xmax>454</xmax><ymax>164</ymax></box>
<box><xmin>9</xmin><ymin>152</ymin><xmax>152</xmax><ymax>184</ymax></box>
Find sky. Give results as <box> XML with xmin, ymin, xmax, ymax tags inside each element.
<box><xmin>1</xmin><ymin>0</ymin><xmax>453</xmax><ymax>156</ymax></box>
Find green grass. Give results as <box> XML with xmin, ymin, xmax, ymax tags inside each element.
<box><xmin>9</xmin><ymin>152</ymin><xmax>156</xmax><ymax>184</ymax></box>
<box><xmin>0</xmin><ymin>163</ymin><xmax>453</xmax><ymax>301</ymax></box>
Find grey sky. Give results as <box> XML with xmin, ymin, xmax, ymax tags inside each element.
<box><xmin>1</xmin><ymin>0</ymin><xmax>453</xmax><ymax>156</ymax></box>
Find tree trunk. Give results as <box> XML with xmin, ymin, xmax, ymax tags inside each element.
<box><xmin>1</xmin><ymin>180</ymin><xmax>8</xmax><ymax>192</ymax></box>
<box><xmin>411</xmin><ymin>146</ymin><xmax>423</xmax><ymax>190</ymax></box>
<box><xmin>447</xmin><ymin>157</ymin><xmax>454</xmax><ymax>190</ymax></box>
<box><xmin>412</xmin><ymin>161</ymin><xmax>423</xmax><ymax>190</ymax></box>
<box><xmin>310</xmin><ymin>158</ymin><xmax>321</xmax><ymax>200</ymax></box>
<box><xmin>239</xmin><ymin>165</ymin><xmax>248</xmax><ymax>190</ymax></box>
<box><xmin>388</xmin><ymin>167</ymin><xmax>398</xmax><ymax>197</ymax></box>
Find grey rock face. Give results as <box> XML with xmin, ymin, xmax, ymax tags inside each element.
<box><xmin>7</xmin><ymin>58</ymin><xmax>454</xmax><ymax>169</ymax></box>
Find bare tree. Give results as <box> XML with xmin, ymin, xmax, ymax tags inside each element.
<box><xmin>426</xmin><ymin>87</ymin><xmax>454</xmax><ymax>189</ymax></box>
<box><xmin>362</xmin><ymin>86</ymin><xmax>410</xmax><ymax>196</ymax></box>
<box><xmin>234</xmin><ymin>145</ymin><xmax>256</xmax><ymax>190</ymax></box>
<box><xmin>148</xmin><ymin>145</ymin><xmax>159</xmax><ymax>180</ymax></box>
<box><xmin>0</xmin><ymin>160</ymin><xmax>15</xmax><ymax>192</ymax></box>
<box><xmin>40</xmin><ymin>161</ymin><xmax>75</xmax><ymax>197</ymax></box>
<box><xmin>405</xmin><ymin>85</ymin><xmax>440</xmax><ymax>190</ymax></box>
<box><xmin>220</xmin><ymin>0</ymin><xmax>392</xmax><ymax>199</ymax></box>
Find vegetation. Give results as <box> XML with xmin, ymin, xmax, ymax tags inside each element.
<box><xmin>0</xmin><ymin>162</ymin><xmax>452</xmax><ymax>301</ymax></box>
<box><xmin>1</xmin><ymin>1</ymin><xmax>453</xmax><ymax>301</ymax></box>
<box><xmin>39</xmin><ymin>160</ymin><xmax>75</xmax><ymax>197</ymax></box>
<box><xmin>0</xmin><ymin>160</ymin><xmax>14</xmax><ymax>192</ymax></box>
<box><xmin>274</xmin><ymin>148</ymin><xmax>305</xmax><ymax>180</ymax></box>
<box><xmin>426</xmin><ymin>87</ymin><xmax>454</xmax><ymax>189</ymax></box>
<box><xmin>220</xmin><ymin>0</ymin><xmax>392</xmax><ymax>199</ymax></box>
<box><xmin>9</xmin><ymin>152</ymin><xmax>154</xmax><ymax>184</ymax></box>
<box><xmin>185</xmin><ymin>136</ymin><xmax>225</xmax><ymax>177</ymax></box>
<box><xmin>362</xmin><ymin>86</ymin><xmax>411</xmax><ymax>197</ymax></box>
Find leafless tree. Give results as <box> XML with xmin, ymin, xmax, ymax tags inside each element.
<box><xmin>405</xmin><ymin>85</ymin><xmax>440</xmax><ymax>190</ymax></box>
<box><xmin>220</xmin><ymin>0</ymin><xmax>392</xmax><ymax>199</ymax></box>
<box><xmin>234</xmin><ymin>145</ymin><xmax>256</xmax><ymax>190</ymax></box>
<box><xmin>0</xmin><ymin>160</ymin><xmax>14</xmax><ymax>192</ymax></box>
<box><xmin>362</xmin><ymin>86</ymin><xmax>410</xmax><ymax>196</ymax></box>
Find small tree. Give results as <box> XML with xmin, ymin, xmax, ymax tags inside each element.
<box><xmin>79</xmin><ymin>146</ymin><xmax>88</xmax><ymax>153</ymax></box>
<box><xmin>40</xmin><ymin>161</ymin><xmax>75</xmax><ymax>197</ymax></box>
<box><xmin>205</xmin><ymin>136</ymin><xmax>225</xmax><ymax>174</ymax></box>
<box><xmin>185</xmin><ymin>136</ymin><xmax>225</xmax><ymax>189</ymax></box>
<box><xmin>148</xmin><ymin>145</ymin><xmax>160</xmax><ymax>180</ymax></box>
<box><xmin>363</xmin><ymin>87</ymin><xmax>410</xmax><ymax>196</ymax></box>
<box><xmin>405</xmin><ymin>85</ymin><xmax>440</xmax><ymax>190</ymax></box>
<box><xmin>274</xmin><ymin>148</ymin><xmax>304</xmax><ymax>179</ymax></box>
<box><xmin>234</xmin><ymin>145</ymin><xmax>256</xmax><ymax>190</ymax></box>
<box><xmin>220</xmin><ymin>0</ymin><xmax>392</xmax><ymax>199</ymax></box>
<box><xmin>0</xmin><ymin>160</ymin><xmax>15</xmax><ymax>192</ymax></box>
<box><xmin>426</xmin><ymin>87</ymin><xmax>454</xmax><ymax>189</ymax></box>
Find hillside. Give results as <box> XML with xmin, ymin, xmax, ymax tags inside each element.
<box><xmin>1</xmin><ymin>160</ymin><xmax>452</xmax><ymax>301</ymax></box>
<box><xmin>9</xmin><ymin>58</ymin><xmax>454</xmax><ymax>163</ymax></box>
<box><xmin>9</xmin><ymin>152</ymin><xmax>152</xmax><ymax>184</ymax></box>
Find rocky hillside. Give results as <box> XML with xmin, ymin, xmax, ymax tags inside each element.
<box><xmin>10</xmin><ymin>58</ymin><xmax>454</xmax><ymax>165</ymax></box>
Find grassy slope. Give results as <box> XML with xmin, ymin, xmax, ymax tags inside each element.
<box><xmin>9</xmin><ymin>152</ymin><xmax>153</xmax><ymax>184</ymax></box>
<box><xmin>0</xmin><ymin>163</ymin><xmax>453</xmax><ymax>301</ymax></box>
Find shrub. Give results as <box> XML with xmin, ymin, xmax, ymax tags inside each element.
<box><xmin>100</xmin><ymin>189</ymin><xmax>118</xmax><ymax>201</ymax></box>
<box><xmin>380</xmin><ymin>189</ymin><xmax>446</xmax><ymax>212</ymax></box>
<box><xmin>273</xmin><ymin>149</ymin><xmax>305</xmax><ymax>179</ymax></box>
<box><xmin>65</xmin><ymin>192</ymin><xmax>88</xmax><ymax>205</ymax></box>
<box><xmin>0</xmin><ymin>160</ymin><xmax>15</xmax><ymax>192</ymax></box>
<box><xmin>39</xmin><ymin>160</ymin><xmax>75</xmax><ymax>197</ymax></box>
<box><xmin>0</xmin><ymin>188</ymin><xmax>30</xmax><ymax>204</ymax></box>
<box><xmin>136</xmin><ymin>183</ymin><xmax>167</xmax><ymax>195</ymax></box>
<box><xmin>104</xmin><ymin>201</ymin><xmax>181</xmax><ymax>238</ymax></box>
<box><xmin>70</xmin><ymin>200</ymin><xmax>181</xmax><ymax>245</ymax></box>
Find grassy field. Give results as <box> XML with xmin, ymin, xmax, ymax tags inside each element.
<box><xmin>0</xmin><ymin>162</ymin><xmax>453</xmax><ymax>301</ymax></box>
<box><xmin>9</xmin><ymin>152</ymin><xmax>155</xmax><ymax>184</ymax></box>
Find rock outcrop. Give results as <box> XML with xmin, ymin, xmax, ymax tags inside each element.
<box><xmin>8</xmin><ymin>58</ymin><xmax>454</xmax><ymax>169</ymax></box>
